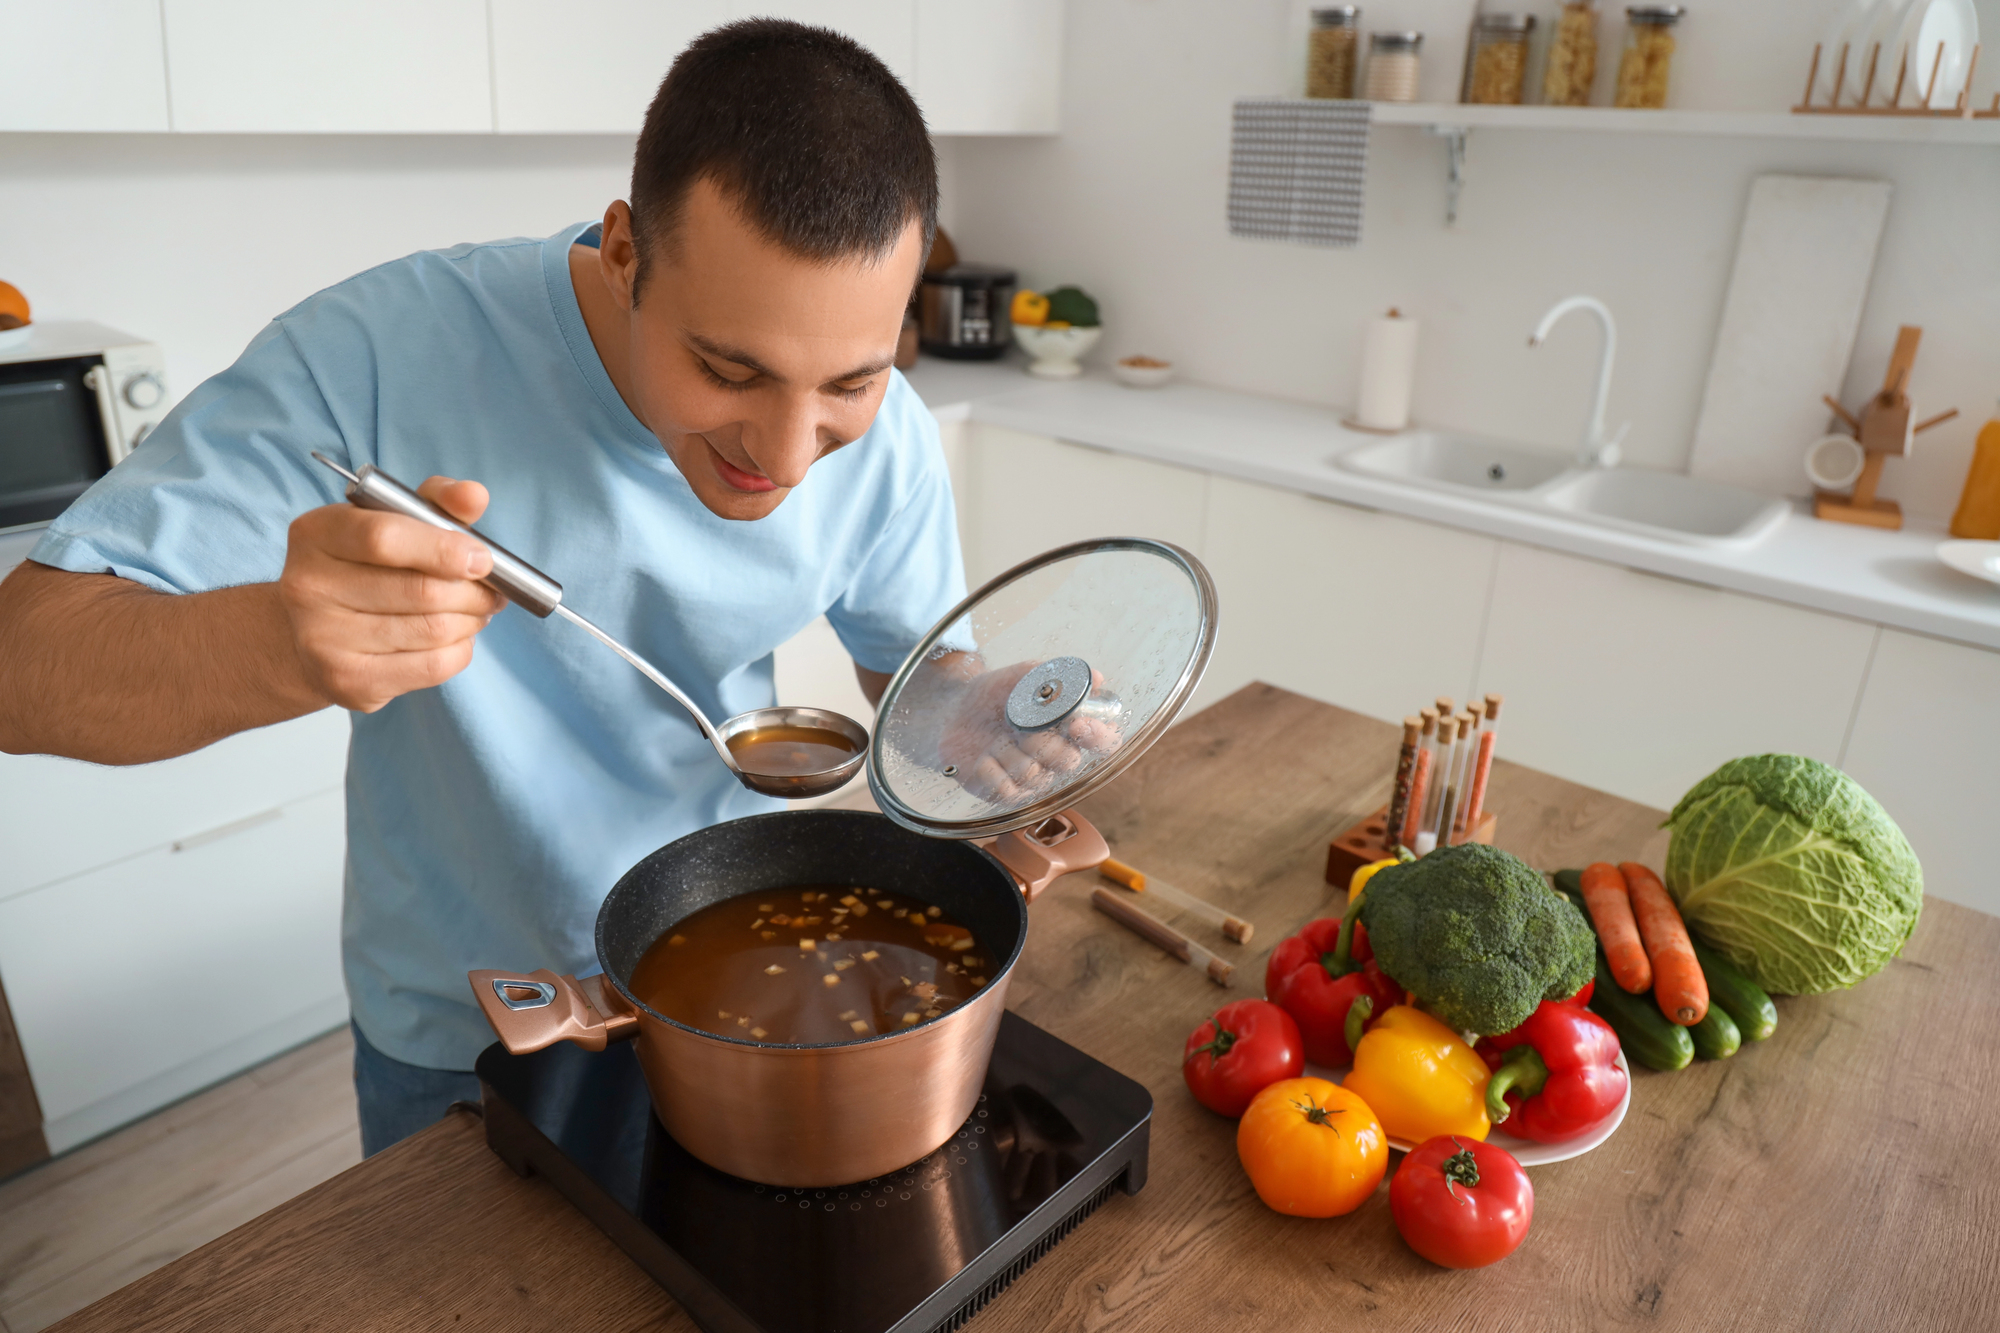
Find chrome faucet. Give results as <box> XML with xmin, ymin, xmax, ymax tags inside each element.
<box><xmin>1529</xmin><ymin>295</ymin><xmax>1628</xmax><ymax>469</ymax></box>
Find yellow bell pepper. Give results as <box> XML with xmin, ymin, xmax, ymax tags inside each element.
<box><xmin>1341</xmin><ymin>1005</ymin><xmax>1491</xmax><ymax>1144</ymax></box>
<box><xmin>1010</xmin><ymin>290</ymin><xmax>1049</xmax><ymax>326</ymax></box>
<box><xmin>1347</xmin><ymin>856</ymin><xmax>1399</xmax><ymax>903</ymax></box>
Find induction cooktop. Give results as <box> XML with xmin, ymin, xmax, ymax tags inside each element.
<box><xmin>475</xmin><ymin>1011</ymin><xmax>1152</xmax><ymax>1333</ymax></box>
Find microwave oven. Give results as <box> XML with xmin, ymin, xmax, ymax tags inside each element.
<box><xmin>0</xmin><ymin>321</ymin><xmax>170</xmax><ymax>533</ymax></box>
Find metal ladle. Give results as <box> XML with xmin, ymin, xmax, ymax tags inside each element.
<box><xmin>310</xmin><ymin>454</ymin><xmax>869</xmax><ymax>799</ymax></box>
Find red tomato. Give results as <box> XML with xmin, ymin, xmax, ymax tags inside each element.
<box><xmin>1182</xmin><ymin>999</ymin><xmax>1305</xmax><ymax>1117</ymax></box>
<box><xmin>1389</xmin><ymin>1136</ymin><xmax>1534</xmax><ymax>1269</ymax></box>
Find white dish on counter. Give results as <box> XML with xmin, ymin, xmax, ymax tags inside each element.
<box><xmin>1301</xmin><ymin>1051</ymin><xmax>1631</xmax><ymax>1167</ymax></box>
<box><xmin>1937</xmin><ymin>539</ymin><xmax>2000</xmax><ymax>587</ymax></box>
<box><xmin>1112</xmin><ymin>359</ymin><xmax>1175</xmax><ymax>389</ymax></box>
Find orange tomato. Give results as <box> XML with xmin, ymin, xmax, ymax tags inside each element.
<box><xmin>1235</xmin><ymin>1076</ymin><xmax>1387</xmax><ymax>1217</ymax></box>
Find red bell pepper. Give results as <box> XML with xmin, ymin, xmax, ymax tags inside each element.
<box><xmin>1476</xmin><ymin>999</ymin><xmax>1627</xmax><ymax>1144</ymax></box>
<box><xmin>1264</xmin><ymin>896</ymin><xmax>1404</xmax><ymax>1067</ymax></box>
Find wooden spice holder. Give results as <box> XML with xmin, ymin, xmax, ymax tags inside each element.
<box><xmin>1325</xmin><ymin>803</ymin><xmax>1497</xmax><ymax>889</ymax></box>
<box><xmin>1793</xmin><ymin>41</ymin><xmax>1999</xmax><ymax>119</ymax></box>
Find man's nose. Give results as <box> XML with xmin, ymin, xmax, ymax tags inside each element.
<box><xmin>742</xmin><ymin>395</ymin><xmax>826</xmax><ymax>489</ymax></box>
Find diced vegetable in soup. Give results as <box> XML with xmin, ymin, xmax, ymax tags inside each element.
<box><xmin>628</xmin><ymin>886</ymin><xmax>986</xmax><ymax>1044</ymax></box>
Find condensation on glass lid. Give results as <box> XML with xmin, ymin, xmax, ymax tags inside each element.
<box><xmin>876</xmin><ymin>546</ymin><xmax>1207</xmax><ymax>825</ymax></box>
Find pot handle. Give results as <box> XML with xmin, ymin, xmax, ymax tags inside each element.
<box><xmin>987</xmin><ymin>810</ymin><xmax>1111</xmax><ymax>903</ymax></box>
<box><xmin>468</xmin><ymin>968</ymin><xmax>641</xmax><ymax>1054</ymax></box>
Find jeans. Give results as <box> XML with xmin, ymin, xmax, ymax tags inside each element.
<box><xmin>350</xmin><ymin>1020</ymin><xmax>482</xmax><ymax>1157</ymax></box>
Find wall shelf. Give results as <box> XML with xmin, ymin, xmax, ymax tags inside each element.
<box><xmin>1369</xmin><ymin>101</ymin><xmax>2000</xmax><ymax>145</ymax></box>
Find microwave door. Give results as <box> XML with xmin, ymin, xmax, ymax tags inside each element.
<box><xmin>0</xmin><ymin>355</ymin><xmax>113</xmax><ymax>531</ymax></box>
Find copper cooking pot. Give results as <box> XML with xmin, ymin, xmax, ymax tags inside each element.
<box><xmin>471</xmin><ymin>807</ymin><xmax>1104</xmax><ymax>1188</ymax></box>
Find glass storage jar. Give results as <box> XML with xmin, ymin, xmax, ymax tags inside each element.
<box><xmin>1614</xmin><ymin>4</ymin><xmax>1683</xmax><ymax>108</ymax></box>
<box><xmin>1542</xmin><ymin>2</ymin><xmax>1600</xmax><ymax>106</ymax></box>
<box><xmin>1462</xmin><ymin>14</ymin><xmax>1536</xmax><ymax>105</ymax></box>
<box><xmin>1307</xmin><ymin>7</ymin><xmax>1362</xmax><ymax>99</ymax></box>
<box><xmin>1364</xmin><ymin>32</ymin><xmax>1424</xmax><ymax>102</ymax></box>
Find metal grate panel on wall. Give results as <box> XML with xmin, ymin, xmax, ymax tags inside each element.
<box><xmin>1227</xmin><ymin>97</ymin><xmax>1371</xmax><ymax>247</ymax></box>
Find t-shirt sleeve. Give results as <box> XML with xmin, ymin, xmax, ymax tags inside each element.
<box><xmin>823</xmin><ymin>402</ymin><xmax>968</xmax><ymax>676</ymax></box>
<box><xmin>28</xmin><ymin>320</ymin><xmax>350</xmax><ymax>594</ymax></box>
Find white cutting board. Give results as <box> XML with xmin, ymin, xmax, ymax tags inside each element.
<box><xmin>1687</xmin><ymin>175</ymin><xmax>1892</xmax><ymax>498</ymax></box>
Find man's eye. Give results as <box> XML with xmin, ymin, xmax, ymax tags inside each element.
<box><xmin>699</xmin><ymin>360</ymin><xmax>757</xmax><ymax>391</ymax></box>
<box><xmin>831</xmin><ymin>380</ymin><xmax>874</xmax><ymax>402</ymax></box>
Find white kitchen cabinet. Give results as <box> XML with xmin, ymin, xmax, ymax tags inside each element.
<box><xmin>959</xmin><ymin>424</ymin><xmax>1206</xmax><ymax>587</ymax></box>
<box><xmin>1195</xmin><ymin>476</ymin><xmax>1499</xmax><ymax>723</ymax></box>
<box><xmin>1475</xmin><ymin>543</ymin><xmax>1878</xmax><ymax>811</ymax></box>
<box><xmin>162</xmin><ymin>0</ymin><xmax>493</xmax><ymax>133</ymax></box>
<box><xmin>0</xmin><ymin>708</ymin><xmax>350</xmax><ymax>903</ymax></box>
<box><xmin>916</xmin><ymin>0</ymin><xmax>1062</xmax><ymax>134</ymax></box>
<box><xmin>0</xmin><ymin>787</ymin><xmax>348</xmax><ymax>1152</ymax></box>
<box><xmin>1839</xmin><ymin>628</ymin><xmax>2000</xmax><ymax>917</ymax></box>
<box><xmin>0</xmin><ymin>0</ymin><xmax>170</xmax><ymax>131</ymax></box>
<box><xmin>490</xmin><ymin>0</ymin><xmax>731</xmax><ymax>134</ymax></box>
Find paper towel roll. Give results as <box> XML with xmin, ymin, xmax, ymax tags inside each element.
<box><xmin>1356</xmin><ymin>311</ymin><xmax>1419</xmax><ymax>431</ymax></box>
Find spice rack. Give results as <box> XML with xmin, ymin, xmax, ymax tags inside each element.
<box><xmin>1326</xmin><ymin>804</ymin><xmax>1496</xmax><ymax>889</ymax></box>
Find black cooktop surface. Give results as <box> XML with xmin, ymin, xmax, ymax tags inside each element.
<box><xmin>476</xmin><ymin>1011</ymin><xmax>1151</xmax><ymax>1333</ymax></box>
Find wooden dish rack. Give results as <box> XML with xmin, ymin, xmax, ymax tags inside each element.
<box><xmin>1794</xmin><ymin>41</ymin><xmax>1998</xmax><ymax>119</ymax></box>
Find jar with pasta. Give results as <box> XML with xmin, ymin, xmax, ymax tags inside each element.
<box><xmin>1364</xmin><ymin>32</ymin><xmax>1424</xmax><ymax>103</ymax></box>
<box><xmin>1614</xmin><ymin>5</ymin><xmax>1683</xmax><ymax>108</ymax></box>
<box><xmin>1542</xmin><ymin>2</ymin><xmax>1599</xmax><ymax>106</ymax></box>
<box><xmin>1307</xmin><ymin>7</ymin><xmax>1361</xmax><ymax>100</ymax></box>
<box><xmin>1462</xmin><ymin>14</ymin><xmax>1536</xmax><ymax>106</ymax></box>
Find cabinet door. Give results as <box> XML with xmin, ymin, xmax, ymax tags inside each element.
<box><xmin>1195</xmin><ymin>476</ymin><xmax>1498</xmax><ymax>722</ymax></box>
<box><xmin>163</xmin><ymin>0</ymin><xmax>492</xmax><ymax>133</ymax></box>
<box><xmin>0</xmin><ymin>708</ymin><xmax>349</xmax><ymax>902</ymax></box>
<box><xmin>0</xmin><ymin>788</ymin><xmax>346</xmax><ymax>1136</ymax></box>
<box><xmin>0</xmin><ymin>0</ymin><xmax>169</xmax><ymax>131</ymax></box>
<box><xmin>915</xmin><ymin>0</ymin><xmax>1062</xmax><ymax>134</ymax></box>
<box><xmin>491</xmin><ymin>0</ymin><xmax>730</xmax><ymax>134</ymax></box>
<box><xmin>961</xmin><ymin>425</ymin><xmax>1205</xmax><ymax>587</ymax></box>
<box><xmin>1476</xmin><ymin>543</ymin><xmax>1877</xmax><ymax>810</ymax></box>
<box><xmin>1840</xmin><ymin>629</ymin><xmax>2000</xmax><ymax>918</ymax></box>
<box><xmin>733</xmin><ymin>1</ymin><xmax>915</xmax><ymax>88</ymax></box>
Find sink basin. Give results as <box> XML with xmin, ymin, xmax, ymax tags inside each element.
<box><xmin>1338</xmin><ymin>431</ymin><xmax>1571</xmax><ymax>494</ymax></box>
<box><xmin>1539</xmin><ymin>467</ymin><xmax>1789</xmax><ymax>547</ymax></box>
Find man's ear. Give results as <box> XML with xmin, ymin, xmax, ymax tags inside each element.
<box><xmin>599</xmin><ymin>200</ymin><xmax>641</xmax><ymax>312</ymax></box>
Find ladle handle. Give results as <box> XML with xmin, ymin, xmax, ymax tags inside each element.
<box><xmin>312</xmin><ymin>452</ymin><xmax>564</xmax><ymax>618</ymax></box>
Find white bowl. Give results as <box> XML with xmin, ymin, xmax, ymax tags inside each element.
<box><xmin>1112</xmin><ymin>359</ymin><xmax>1174</xmax><ymax>389</ymax></box>
<box><xmin>1012</xmin><ymin>322</ymin><xmax>1102</xmax><ymax>379</ymax></box>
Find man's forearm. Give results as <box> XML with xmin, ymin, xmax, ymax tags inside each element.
<box><xmin>0</xmin><ymin>562</ymin><xmax>327</xmax><ymax>764</ymax></box>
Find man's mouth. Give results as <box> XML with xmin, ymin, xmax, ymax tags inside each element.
<box><xmin>710</xmin><ymin>448</ymin><xmax>779</xmax><ymax>493</ymax></box>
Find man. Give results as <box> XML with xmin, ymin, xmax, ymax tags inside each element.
<box><xmin>0</xmin><ymin>21</ymin><xmax>971</xmax><ymax>1155</ymax></box>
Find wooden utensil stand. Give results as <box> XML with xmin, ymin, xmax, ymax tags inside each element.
<box><xmin>1325</xmin><ymin>803</ymin><xmax>1496</xmax><ymax>888</ymax></box>
<box><xmin>1814</xmin><ymin>324</ymin><xmax>1958</xmax><ymax>531</ymax></box>
<box><xmin>1794</xmin><ymin>41</ymin><xmax>1997</xmax><ymax>118</ymax></box>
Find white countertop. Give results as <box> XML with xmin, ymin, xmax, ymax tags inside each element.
<box><xmin>903</xmin><ymin>358</ymin><xmax>2000</xmax><ymax>653</ymax></box>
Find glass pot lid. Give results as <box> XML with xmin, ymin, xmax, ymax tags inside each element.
<box><xmin>868</xmin><ymin>538</ymin><xmax>1218</xmax><ymax>839</ymax></box>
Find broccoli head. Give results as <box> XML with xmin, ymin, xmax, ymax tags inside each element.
<box><xmin>1356</xmin><ymin>843</ymin><xmax>1594</xmax><ymax>1036</ymax></box>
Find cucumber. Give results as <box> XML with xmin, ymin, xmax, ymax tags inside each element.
<box><xmin>1688</xmin><ymin>1002</ymin><xmax>1741</xmax><ymax>1061</ymax></box>
<box><xmin>1553</xmin><ymin>868</ymin><xmax>1586</xmax><ymax>899</ymax></box>
<box><xmin>1587</xmin><ymin>953</ymin><xmax>1694</xmax><ymax>1071</ymax></box>
<box><xmin>1691</xmin><ymin>938</ymin><xmax>1778</xmax><ymax>1042</ymax></box>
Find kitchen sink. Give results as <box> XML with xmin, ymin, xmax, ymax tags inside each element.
<box><xmin>1538</xmin><ymin>467</ymin><xmax>1790</xmax><ymax>547</ymax></box>
<box><xmin>1338</xmin><ymin>431</ymin><xmax>1572</xmax><ymax>494</ymax></box>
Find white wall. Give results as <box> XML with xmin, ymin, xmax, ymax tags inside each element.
<box><xmin>942</xmin><ymin>0</ymin><xmax>2000</xmax><ymax>523</ymax></box>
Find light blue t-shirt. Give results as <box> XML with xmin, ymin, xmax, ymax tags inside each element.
<box><xmin>32</xmin><ymin>222</ymin><xmax>966</xmax><ymax>1069</ymax></box>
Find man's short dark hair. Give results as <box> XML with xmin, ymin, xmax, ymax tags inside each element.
<box><xmin>630</xmin><ymin>19</ymin><xmax>937</xmax><ymax>293</ymax></box>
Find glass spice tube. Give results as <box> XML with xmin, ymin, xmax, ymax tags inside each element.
<box><xmin>1614</xmin><ymin>4</ymin><xmax>1682</xmax><ymax>108</ymax></box>
<box><xmin>1542</xmin><ymin>1</ymin><xmax>1599</xmax><ymax>106</ymax></box>
<box><xmin>1307</xmin><ymin>7</ymin><xmax>1362</xmax><ymax>100</ymax></box>
<box><xmin>1462</xmin><ymin>14</ymin><xmax>1536</xmax><ymax>105</ymax></box>
<box><xmin>1364</xmin><ymin>31</ymin><xmax>1424</xmax><ymax>102</ymax></box>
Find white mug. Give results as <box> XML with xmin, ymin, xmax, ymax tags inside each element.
<box><xmin>1805</xmin><ymin>434</ymin><xmax>1866</xmax><ymax>492</ymax></box>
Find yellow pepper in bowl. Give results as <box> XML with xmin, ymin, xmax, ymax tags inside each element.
<box><xmin>1341</xmin><ymin>1004</ymin><xmax>1491</xmax><ymax>1144</ymax></box>
<box><xmin>1010</xmin><ymin>290</ymin><xmax>1049</xmax><ymax>326</ymax></box>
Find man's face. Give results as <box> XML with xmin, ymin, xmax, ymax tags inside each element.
<box><xmin>594</xmin><ymin>181</ymin><xmax>922</xmax><ymax>521</ymax></box>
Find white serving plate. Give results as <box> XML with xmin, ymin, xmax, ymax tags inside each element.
<box><xmin>1937</xmin><ymin>539</ymin><xmax>2000</xmax><ymax>587</ymax></box>
<box><xmin>1302</xmin><ymin>1051</ymin><xmax>1631</xmax><ymax>1167</ymax></box>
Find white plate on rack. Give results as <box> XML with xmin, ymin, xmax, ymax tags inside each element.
<box><xmin>1856</xmin><ymin>0</ymin><xmax>1922</xmax><ymax>105</ymax></box>
<box><xmin>1894</xmin><ymin>0</ymin><xmax>1979</xmax><ymax>107</ymax></box>
<box><xmin>1301</xmin><ymin>1051</ymin><xmax>1631</xmax><ymax>1167</ymax></box>
<box><xmin>1938</xmin><ymin>539</ymin><xmax>2000</xmax><ymax>587</ymax></box>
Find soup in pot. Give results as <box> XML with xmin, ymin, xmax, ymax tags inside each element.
<box><xmin>628</xmin><ymin>885</ymin><xmax>989</xmax><ymax>1045</ymax></box>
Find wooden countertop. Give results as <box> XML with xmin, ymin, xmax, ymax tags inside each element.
<box><xmin>53</xmin><ymin>685</ymin><xmax>2000</xmax><ymax>1332</ymax></box>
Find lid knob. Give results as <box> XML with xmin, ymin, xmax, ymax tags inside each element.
<box><xmin>1005</xmin><ymin>656</ymin><xmax>1093</xmax><ymax>729</ymax></box>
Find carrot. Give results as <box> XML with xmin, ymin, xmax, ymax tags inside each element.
<box><xmin>1580</xmin><ymin>863</ymin><xmax>1652</xmax><ymax>994</ymax></box>
<box><xmin>1621</xmin><ymin>862</ymin><xmax>1708</xmax><ymax>1027</ymax></box>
